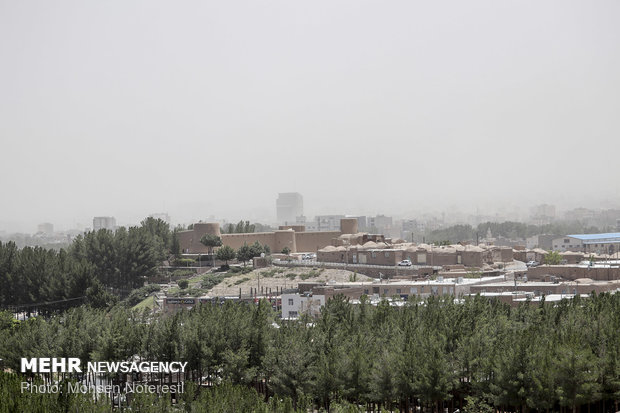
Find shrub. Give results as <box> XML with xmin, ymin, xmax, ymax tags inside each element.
<box><xmin>123</xmin><ymin>285</ymin><xmax>161</xmax><ymax>307</ymax></box>
<box><xmin>171</xmin><ymin>269</ymin><xmax>195</xmax><ymax>277</ymax></box>
<box><xmin>201</xmin><ymin>274</ymin><xmax>228</xmax><ymax>290</ymax></box>
<box><xmin>178</xmin><ymin>280</ymin><xmax>189</xmax><ymax>289</ymax></box>
<box><xmin>174</xmin><ymin>258</ymin><xmax>195</xmax><ymax>267</ymax></box>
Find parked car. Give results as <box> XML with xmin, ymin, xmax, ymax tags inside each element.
<box><xmin>398</xmin><ymin>259</ymin><xmax>412</xmax><ymax>266</ymax></box>
<box><xmin>526</xmin><ymin>260</ymin><xmax>540</xmax><ymax>267</ymax></box>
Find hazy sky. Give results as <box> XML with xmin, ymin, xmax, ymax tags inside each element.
<box><xmin>1</xmin><ymin>0</ymin><xmax>619</xmax><ymax>231</ymax></box>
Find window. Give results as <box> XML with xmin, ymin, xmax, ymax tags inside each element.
<box><xmin>410</xmin><ymin>287</ymin><xmax>418</xmax><ymax>294</ymax></box>
<box><xmin>383</xmin><ymin>289</ymin><xmax>388</xmax><ymax>295</ymax></box>
<box><xmin>288</xmin><ymin>298</ymin><xmax>294</xmax><ymax>306</ymax></box>
<box><xmin>364</xmin><ymin>289</ymin><xmax>369</xmax><ymax>295</ymax></box>
<box><xmin>371</xmin><ymin>251</ymin><xmax>377</xmax><ymax>258</ymax></box>
<box><xmin>385</xmin><ymin>252</ymin><xmax>390</xmax><ymax>257</ymax></box>
<box><xmin>564</xmin><ymin>239</ymin><xmax>570</xmax><ymax>243</ymax></box>
<box><xmin>288</xmin><ymin>311</ymin><xmax>298</xmax><ymax>318</ymax></box>
<box><xmin>396</xmin><ymin>289</ymin><xmax>401</xmax><ymax>294</ymax></box>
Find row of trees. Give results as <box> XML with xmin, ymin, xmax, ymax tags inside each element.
<box><xmin>1</xmin><ymin>293</ymin><xmax>619</xmax><ymax>411</ymax></box>
<box><xmin>220</xmin><ymin>220</ymin><xmax>272</xmax><ymax>234</ymax></box>
<box><xmin>0</xmin><ymin>218</ymin><xmax>175</xmax><ymax>308</ymax></box>
<box><xmin>425</xmin><ymin>220</ymin><xmax>607</xmax><ymax>244</ymax></box>
<box><xmin>199</xmin><ymin>235</ymin><xmax>271</xmax><ymax>267</ymax></box>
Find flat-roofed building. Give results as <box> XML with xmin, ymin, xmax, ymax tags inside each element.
<box><xmin>553</xmin><ymin>232</ymin><xmax>620</xmax><ymax>254</ymax></box>
<box><xmin>93</xmin><ymin>216</ymin><xmax>116</xmax><ymax>231</ymax></box>
<box><xmin>276</xmin><ymin>193</ymin><xmax>303</xmax><ymax>225</ymax></box>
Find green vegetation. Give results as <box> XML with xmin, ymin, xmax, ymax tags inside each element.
<box><xmin>1</xmin><ymin>294</ymin><xmax>619</xmax><ymax>411</ymax></box>
<box><xmin>201</xmin><ymin>273</ymin><xmax>232</xmax><ymax>290</ymax></box>
<box><xmin>281</xmin><ymin>246</ymin><xmax>291</xmax><ymax>255</ymax></box>
<box><xmin>260</xmin><ymin>268</ymin><xmax>286</xmax><ymax>277</ymax></box>
<box><xmin>199</xmin><ymin>234</ymin><xmax>222</xmax><ymax>259</ymax></box>
<box><xmin>425</xmin><ymin>220</ymin><xmax>607</xmax><ymax>244</ymax></box>
<box><xmin>220</xmin><ymin>221</ymin><xmax>274</xmax><ymax>234</ymax></box>
<box><xmin>544</xmin><ymin>250</ymin><xmax>563</xmax><ymax>265</ymax></box>
<box><xmin>216</xmin><ymin>245</ymin><xmax>236</xmax><ymax>266</ymax></box>
<box><xmin>174</xmin><ymin>258</ymin><xmax>196</xmax><ymax>267</ymax></box>
<box><xmin>0</xmin><ymin>217</ymin><xmax>172</xmax><ymax>310</ymax></box>
<box><xmin>132</xmin><ymin>295</ymin><xmax>156</xmax><ymax>311</ymax></box>
<box><xmin>228</xmin><ymin>266</ymin><xmax>253</xmax><ymax>275</ymax></box>
<box><xmin>234</xmin><ymin>277</ymin><xmax>251</xmax><ymax>285</ymax></box>
<box><xmin>300</xmin><ymin>269</ymin><xmax>323</xmax><ymax>280</ymax></box>
<box><xmin>178</xmin><ymin>279</ymin><xmax>189</xmax><ymax>289</ymax></box>
<box><xmin>237</xmin><ymin>241</ymin><xmax>269</xmax><ymax>266</ymax></box>
<box><xmin>122</xmin><ymin>285</ymin><xmax>161</xmax><ymax>307</ymax></box>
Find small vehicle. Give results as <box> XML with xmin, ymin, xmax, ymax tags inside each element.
<box><xmin>526</xmin><ymin>261</ymin><xmax>540</xmax><ymax>267</ymax></box>
<box><xmin>398</xmin><ymin>259</ymin><xmax>412</xmax><ymax>266</ymax></box>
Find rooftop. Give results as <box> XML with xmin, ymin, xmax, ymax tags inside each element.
<box><xmin>567</xmin><ymin>232</ymin><xmax>620</xmax><ymax>244</ymax></box>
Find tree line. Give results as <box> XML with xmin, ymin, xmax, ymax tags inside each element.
<box><xmin>0</xmin><ymin>218</ymin><xmax>176</xmax><ymax>309</ymax></box>
<box><xmin>425</xmin><ymin>220</ymin><xmax>607</xmax><ymax>244</ymax></box>
<box><xmin>1</xmin><ymin>293</ymin><xmax>619</xmax><ymax>412</ymax></box>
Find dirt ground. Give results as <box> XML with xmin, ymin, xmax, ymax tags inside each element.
<box><xmin>207</xmin><ymin>266</ymin><xmax>372</xmax><ymax>297</ymax></box>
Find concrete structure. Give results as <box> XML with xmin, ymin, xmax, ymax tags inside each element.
<box><xmin>178</xmin><ymin>219</ymin><xmax>357</xmax><ymax>254</ymax></box>
<box><xmin>296</xmin><ymin>276</ymin><xmax>504</xmax><ymax>302</ymax></box>
<box><xmin>469</xmin><ymin>279</ymin><xmax>620</xmax><ymax>297</ymax></box>
<box><xmin>276</xmin><ymin>193</ymin><xmax>303</xmax><ymax>225</ymax></box>
<box><xmin>526</xmin><ymin>234</ymin><xmax>557</xmax><ymax>250</ymax></box>
<box><xmin>368</xmin><ymin>214</ymin><xmax>393</xmax><ymax>233</ymax></box>
<box><xmin>552</xmin><ymin>236</ymin><xmax>584</xmax><ymax>252</ymax></box>
<box><xmin>527</xmin><ymin>265</ymin><xmax>620</xmax><ymax>282</ymax></box>
<box><xmin>315</xmin><ymin>215</ymin><xmax>346</xmax><ymax>231</ymax></box>
<box><xmin>318</xmin><ymin>242</ymin><xmax>512</xmax><ymax>269</ymax></box>
<box><xmin>281</xmin><ymin>293</ymin><xmax>325</xmax><ymax>319</ymax></box>
<box><xmin>566</xmin><ymin>233</ymin><xmax>620</xmax><ymax>255</ymax></box>
<box><xmin>93</xmin><ymin>216</ymin><xmax>116</xmax><ymax>231</ymax></box>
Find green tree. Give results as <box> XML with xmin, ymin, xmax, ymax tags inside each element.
<box><xmin>216</xmin><ymin>245</ymin><xmax>236</xmax><ymax>267</ymax></box>
<box><xmin>237</xmin><ymin>244</ymin><xmax>253</xmax><ymax>267</ymax></box>
<box><xmin>544</xmin><ymin>250</ymin><xmax>562</xmax><ymax>265</ymax></box>
<box><xmin>200</xmin><ymin>234</ymin><xmax>223</xmax><ymax>267</ymax></box>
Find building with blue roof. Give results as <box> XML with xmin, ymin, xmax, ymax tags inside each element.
<box><xmin>552</xmin><ymin>233</ymin><xmax>620</xmax><ymax>255</ymax></box>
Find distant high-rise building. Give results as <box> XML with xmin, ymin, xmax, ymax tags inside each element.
<box><xmin>37</xmin><ymin>223</ymin><xmax>54</xmax><ymax>234</ymax></box>
<box><xmin>315</xmin><ymin>215</ymin><xmax>346</xmax><ymax>231</ymax></box>
<box><xmin>276</xmin><ymin>193</ymin><xmax>303</xmax><ymax>224</ymax></box>
<box><xmin>93</xmin><ymin>216</ymin><xmax>117</xmax><ymax>231</ymax></box>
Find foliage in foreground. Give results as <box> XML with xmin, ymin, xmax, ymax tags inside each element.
<box><xmin>0</xmin><ymin>293</ymin><xmax>619</xmax><ymax>412</ymax></box>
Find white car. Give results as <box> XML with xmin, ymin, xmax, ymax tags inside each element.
<box><xmin>398</xmin><ymin>259</ymin><xmax>412</xmax><ymax>266</ymax></box>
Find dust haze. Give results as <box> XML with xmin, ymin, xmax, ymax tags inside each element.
<box><xmin>1</xmin><ymin>0</ymin><xmax>619</xmax><ymax>232</ymax></box>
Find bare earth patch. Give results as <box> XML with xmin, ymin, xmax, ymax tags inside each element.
<box><xmin>207</xmin><ymin>266</ymin><xmax>372</xmax><ymax>297</ymax></box>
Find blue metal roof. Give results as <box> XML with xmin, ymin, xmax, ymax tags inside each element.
<box><xmin>567</xmin><ymin>233</ymin><xmax>620</xmax><ymax>244</ymax></box>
